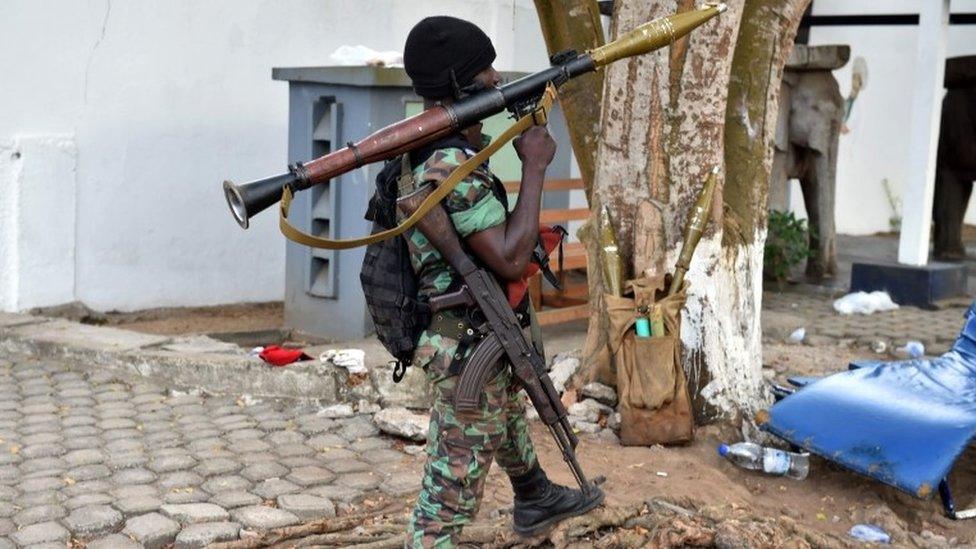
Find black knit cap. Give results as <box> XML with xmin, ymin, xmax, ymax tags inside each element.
<box><xmin>403</xmin><ymin>16</ymin><xmax>497</xmax><ymax>99</ymax></box>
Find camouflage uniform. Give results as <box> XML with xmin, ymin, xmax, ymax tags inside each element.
<box><xmin>397</xmin><ymin>144</ymin><xmax>539</xmax><ymax>548</ymax></box>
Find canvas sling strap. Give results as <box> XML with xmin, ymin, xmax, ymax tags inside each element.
<box><xmin>277</xmin><ymin>84</ymin><xmax>557</xmax><ymax>250</ymax></box>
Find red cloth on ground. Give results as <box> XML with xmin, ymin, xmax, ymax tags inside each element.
<box><xmin>258</xmin><ymin>345</ymin><xmax>313</xmax><ymax>367</ymax></box>
<box><xmin>506</xmin><ymin>225</ymin><xmax>564</xmax><ymax>308</ymax></box>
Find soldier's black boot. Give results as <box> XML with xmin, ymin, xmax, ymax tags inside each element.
<box><xmin>509</xmin><ymin>464</ymin><xmax>605</xmax><ymax>536</ymax></box>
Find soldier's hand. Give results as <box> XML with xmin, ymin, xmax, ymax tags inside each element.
<box><xmin>514</xmin><ymin>126</ymin><xmax>556</xmax><ymax>171</ymax></box>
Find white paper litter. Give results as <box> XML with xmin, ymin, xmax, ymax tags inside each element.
<box><xmin>330</xmin><ymin>45</ymin><xmax>403</xmax><ymax>67</ymax></box>
<box><xmin>320</xmin><ymin>348</ymin><xmax>367</xmax><ymax>374</ymax></box>
<box><xmin>787</xmin><ymin>327</ymin><xmax>806</xmax><ymax>344</ymax></box>
<box><xmin>833</xmin><ymin>291</ymin><xmax>899</xmax><ymax>315</ymax></box>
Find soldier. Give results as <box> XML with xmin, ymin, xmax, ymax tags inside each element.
<box><xmin>399</xmin><ymin>15</ymin><xmax>604</xmax><ymax>548</ymax></box>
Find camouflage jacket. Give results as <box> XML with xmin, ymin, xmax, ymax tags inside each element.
<box><xmin>395</xmin><ymin>138</ymin><xmax>508</xmax><ymax>370</ymax></box>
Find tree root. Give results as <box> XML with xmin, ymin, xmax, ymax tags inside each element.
<box><xmin>213</xmin><ymin>497</ymin><xmax>853</xmax><ymax>549</ymax></box>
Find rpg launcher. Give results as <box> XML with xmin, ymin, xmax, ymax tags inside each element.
<box><xmin>223</xmin><ymin>3</ymin><xmax>728</xmax><ymax>229</ymax></box>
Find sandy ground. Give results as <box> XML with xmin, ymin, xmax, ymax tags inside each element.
<box><xmin>56</xmin><ymin>302</ymin><xmax>976</xmax><ymax>545</ymax></box>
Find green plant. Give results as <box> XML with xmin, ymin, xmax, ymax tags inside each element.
<box><xmin>764</xmin><ymin>210</ymin><xmax>811</xmax><ymax>285</ymax></box>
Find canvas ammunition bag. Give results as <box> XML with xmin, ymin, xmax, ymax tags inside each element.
<box><xmin>603</xmin><ymin>276</ymin><xmax>694</xmax><ymax>446</ymax></box>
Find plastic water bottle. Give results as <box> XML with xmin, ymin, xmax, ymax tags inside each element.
<box><xmin>718</xmin><ymin>442</ymin><xmax>810</xmax><ymax>479</ymax></box>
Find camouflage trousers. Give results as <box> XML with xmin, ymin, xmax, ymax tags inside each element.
<box><xmin>406</xmin><ymin>356</ymin><xmax>538</xmax><ymax>548</ymax></box>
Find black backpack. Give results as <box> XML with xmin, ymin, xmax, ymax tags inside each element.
<box><xmin>360</xmin><ymin>155</ymin><xmax>429</xmax><ymax>381</ymax></box>
<box><xmin>360</xmin><ymin>136</ymin><xmax>494</xmax><ymax>382</ymax></box>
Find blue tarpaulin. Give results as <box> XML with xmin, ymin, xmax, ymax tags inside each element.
<box><xmin>763</xmin><ymin>302</ymin><xmax>976</xmax><ymax>499</ymax></box>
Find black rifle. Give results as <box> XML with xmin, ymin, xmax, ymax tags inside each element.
<box><xmin>398</xmin><ymin>186</ymin><xmax>596</xmax><ymax>495</ymax></box>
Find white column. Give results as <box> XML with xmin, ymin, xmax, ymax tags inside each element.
<box><xmin>897</xmin><ymin>0</ymin><xmax>950</xmax><ymax>266</ymax></box>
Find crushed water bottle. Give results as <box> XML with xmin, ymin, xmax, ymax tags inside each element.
<box><xmin>718</xmin><ymin>442</ymin><xmax>810</xmax><ymax>480</ymax></box>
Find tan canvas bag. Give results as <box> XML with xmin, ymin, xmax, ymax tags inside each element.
<box><xmin>605</xmin><ymin>276</ymin><xmax>694</xmax><ymax>446</ymax></box>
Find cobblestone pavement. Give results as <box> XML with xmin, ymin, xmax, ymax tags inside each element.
<box><xmin>763</xmin><ymin>289</ymin><xmax>971</xmax><ymax>354</ymax></box>
<box><xmin>0</xmin><ymin>352</ymin><xmax>421</xmax><ymax>548</ymax></box>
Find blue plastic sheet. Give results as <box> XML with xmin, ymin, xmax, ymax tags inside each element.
<box><xmin>764</xmin><ymin>302</ymin><xmax>976</xmax><ymax>498</ymax></box>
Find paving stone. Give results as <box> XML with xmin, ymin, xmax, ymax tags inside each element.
<box><xmin>184</xmin><ymin>429</ymin><xmax>221</xmax><ymax>442</ymax></box>
<box><xmin>64</xmin><ymin>493</ymin><xmax>113</xmax><ymax>511</ymax></box>
<box><xmin>0</xmin><ymin>518</ymin><xmax>12</xmax><ymax>535</ymax></box>
<box><xmin>201</xmin><ymin>475</ymin><xmax>251</xmax><ymax>494</ymax></box>
<box><xmin>100</xmin><ymin>407</ymin><xmax>137</xmax><ymax>419</ymax></box>
<box><xmin>381</xmin><ymin>475</ymin><xmax>420</xmax><ymax>497</ymax></box>
<box><xmin>63</xmin><ymin>504</ymin><xmax>124</xmax><ymax>536</ymax></box>
<box><xmin>277</xmin><ymin>494</ymin><xmax>336</xmax><ymax>520</ymax></box>
<box><xmin>213</xmin><ymin>415</ymin><xmax>250</xmax><ymax>427</ymax></box>
<box><xmin>174</xmin><ymin>521</ymin><xmax>241</xmax><ymax>548</ymax></box>
<box><xmin>111</xmin><ymin>484</ymin><xmax>158</xmax><ymax>500</ymax></box>
<box><xmin>194</xmin><ymin>458</ymin><xmax>239</xmax><ymax>478</ymax></box>
<box><xmin>12</xmin><ymin>504</ymin><xmax>65</xmax><ymax>527</ymax></box>
<box><xmin>307</xmin><ymin>484</ymin><xmax>364</xmax><ymax>503</ymax></box>
<box><xmin>160</xmin><ymin>503</ymin><xmax>230</xmax><ymax>525</ymax></box>
<box><xmin>112</xmin><ymin>467</ymin><xmax>156</xmax><ymax>485</ymax></box>
<box><xmin>0</xmin><ymin>502</ymin><xmax>16</xmax><ymax>518</ymax></box>
<box><xmin>149</xmin><ymin>454</ymin><xmax>197</xmax><ymax>474</ymax></box>
<box><xmin>208</xmin><ymin>491</ymin><xmax>261</xmax><ymax>509</ymax></box>
<box><xmin>233</xmin><ymin>439</ymin><xmax>272</xmax><ymax>453</ymax></box>
<box><xmin>256</xmin><ymin>420</ymin><xmax>291</xmax><ymax>432</ymax></box>
<box><xmin>158</xmin><ymin>471</ymin><xmax>204</xmax><ymax>491</ymax></box>
<box><xmin>20</xmin><ymin>443</ymin><xmax>64</xmax><ymax>459</ymax></box>
<box><xmin>350</xmin><ymin>437</ymin><xmax>390</xmax><ymax>452</ymax></box>
<box><xmin>286</xmin><ymin>466</ymin><xmax>336</xmax><ymax>487</ymax></box>
<box><xmin>336</xmin><ymin>472</ymin><xmax>381</xmax><ymax>491</ymax></box>
<box><xmin>21</xmin><ymin>432</ymin><xmax>61</xmax><ymax>446</ymax></box>
<box><xmin>318</xmin><ymin>447</ymin><xmax>359</xmax><ymax>461</ymax></box>
<box><xmin>68</xmin><ymin>463</ymin><xmax>110</xmax><ymax>481</ymax></box>
<box><xmin>22</xmin><ymin>465</ymin><xmax>66</xmax><ymax>479</ymax></box>
<box><xmin>99</xmin><ymin>418</ymin><xmax>137</xmax><ymax>431</ymax></box>
<box><xmin>225</xmin><ymin>429</ymin><xmax>265</xmax><ymax>443</ymax></box>
<box><xmin>240</xmin><ymin>462</ymin><xmax>288</xmax><ymax>482</ymax></box>
<box><xmin>275</xmin><ymin>443</ymin><xmax>315</xmax><ymax>458</ymax></box>
<box><xmin>103</xmin><ymin>428</ymin><xmax>142</xmax><ymax>441</ymax></box>
<box><xmin>63</xmin><ymin>479</ymin><xmax>113</xmax><ymax>498</ymax></box>
<box><xmin>64</xmin><ymin>436</ymin><xmax>102</xmax><ymax>451</ymax></box>
<box><xmin>326</xmin><ymin>458</ymin><xmax>371</xmax><ymax>474</ymax></box>
<box><xmin>16</xmin><ymin>490</ymin><xmax>64</xmax><ymax>508</ymax></box>
<box><xmin>87</xmin><ymin>533</ymin><xmax>142</xmax><ymax>549</ymax></box>
<box><xmin>361</xmin><ymin>448</ymin><xmax>408</xmax><ymax>465</ymax></box>
<box><xmin>266</xmin><ymin>431</ymin><xmax>305</xmax><ymax>446</ymax></box>
<box><xmin>230</xmin><ymin>505</ymin><xmax>300</xmax><ymax>530</ymax></box>
<box><xmin>0</xmin><ymin>487</ymin><xmax>15</xmax><ymax>502</ymax></box>
<box><xmin>252</xmin><ymin>478</ymin><xmax>300</xmax><ymax>499</ymax></box>
<box><xmin>21</xmin><ymin>413</ymin><xmax>58</xmax><ymax>425</ymax></box>
<box><xmin>105</xmin><ymin>439</ymin><xmax>145</xmax><ymax>454</ymax></box>
<box><xmin>113</xmin><ymin>495</ymin><xmax>163</xmax><ymax>516</ymax></box>
<box><xmin>17</xmin><ymin>476</ymin><xmax>64</xmax><ymax>493</ymax></box>
<box><xmin>19</xmin><ymin>457</ymin><xmax>65</xmax><ymax>475</ymax></box>
<box><xmin>65</xmin><ymin>449</ymin><xmax>103</xmax><ymax>469</ymax></box>
<box><xmin>296</xmin><ymin>417</ymin><xmax>336</xmax><ymax>435</ymax></box>
<box><xmin>106</xmin><ymin>451</ymin><xmax>148</xmax><ymax>470</ymax></box>
<box><xmin>63</xmin><ymin>425</ymin><xmax>99</xmax><ymax>438</ymax></box>
<box><xmin>9</xmin><ymin>521</ymin><xmax>69</xmax><ymax>546</ymax></box>
<box><xmin>163</xmin><ymin>489</ymin><xmax>211</xmax><ymax>504</ymax></box>
<box><xmin>187</xmin><ymin>439</ymin><xmax>226</xmax><ymax>456</ymax></box>
<box><xmin>123</xmin><ymin>512</ymin><xmax>180</xmax><ymax>549</ymax></box>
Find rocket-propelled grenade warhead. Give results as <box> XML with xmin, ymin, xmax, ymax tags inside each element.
<box><xmin>223</xmin><ymin>3</ymin><xmax>728</xmax><ymax>230</ymax></box>
<box><xmin>589</xmin><ymin>2</ymin><xmax>727</xmax><ymax>67</ymax></box>
<box><xmin>668</xmin><ymin>166</ymin><xmax>720</xmax><ymax>296</ymax></box>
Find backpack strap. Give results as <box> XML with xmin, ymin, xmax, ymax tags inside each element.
<box><xmin>277</xmin><ymin>84</ymin><xmax>557</xmax><ymax>250</ymax></box>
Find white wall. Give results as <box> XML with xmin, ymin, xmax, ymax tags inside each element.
<box><xmin>806</xmin><ymin>0</ymin><xmax>976</xmax><ymax>235</ymax></box>
<box><xmin>0</xmin><ymin>0</ymin><xmax>549</xmax><ymax>312</ymax></box>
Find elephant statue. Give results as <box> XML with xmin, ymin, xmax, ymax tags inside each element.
<box><xmin>932</xmin><ymin>56</ymin><xmax>976</xmax><ymax>261</ymax></box>
<box><xmin>769</xmin><ymin>45</ymin><xmax>849</xmax><ymax>280</ymax></box>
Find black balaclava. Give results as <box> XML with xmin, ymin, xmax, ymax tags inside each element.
<box><xmin>403</xmin><ymin>16</ymin><xmax>497</xmax><ymax>100</ymax></box>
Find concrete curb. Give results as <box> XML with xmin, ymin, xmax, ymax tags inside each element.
<box><xmin>0</xmin><ymin>312</ymin><xmax>430</xmax><ymax>407</ymax></box>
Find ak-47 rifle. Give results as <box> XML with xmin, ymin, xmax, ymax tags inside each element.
<box><xmin>222</xmin><ymin>3</ymin><xmax>728</xmax><ymax>234</ymax></box>
<box><xmin>397</xmin><ymin>185</ymin><xmax>594</xmax><ymax>493</ymax></box>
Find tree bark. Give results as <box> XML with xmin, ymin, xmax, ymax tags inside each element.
<box><xmin>532</xmin><ymin>0</ymin><xmax>606</xmax><ymax>199</ymax></box>
<box><xmin>582</xmin><ymin>0</ymin><xmax>809</xmax><ymax>424</ymax></box>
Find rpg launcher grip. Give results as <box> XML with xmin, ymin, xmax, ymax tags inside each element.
<box><xmin>224</xmin><ymin>3</ymin><xmax>727</xmax><ymax>229</ymax></box>
<box><xmin>396</xmin><ymin>186</ymin><xmax>596</xmax><ymax>495</ymax></box>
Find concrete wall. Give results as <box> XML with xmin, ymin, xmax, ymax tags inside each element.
<box><xmin>0</xmin><ymin>0</ymin><xmax>550</xmax><ymax>312</ymax></box>
<box><xmin>801</xmin><ymin>0</ymin><xmax>976</xmax><ymax>235</ymax></box>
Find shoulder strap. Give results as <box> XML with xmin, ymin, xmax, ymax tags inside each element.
<box><xmin>277</xmin><ymin>84</ymin><xmax>557</xmax><ymax>250</ymax></box>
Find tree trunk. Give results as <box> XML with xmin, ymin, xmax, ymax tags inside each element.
<box><xmin>532</xmin><ymin>0</ymin><xmax>606</xmax><ymax>199</ymax></box>
<box><xmin>582</xmin><ymin>0</ymin><xmax>809</xmax><ymax>424</ymax></box>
